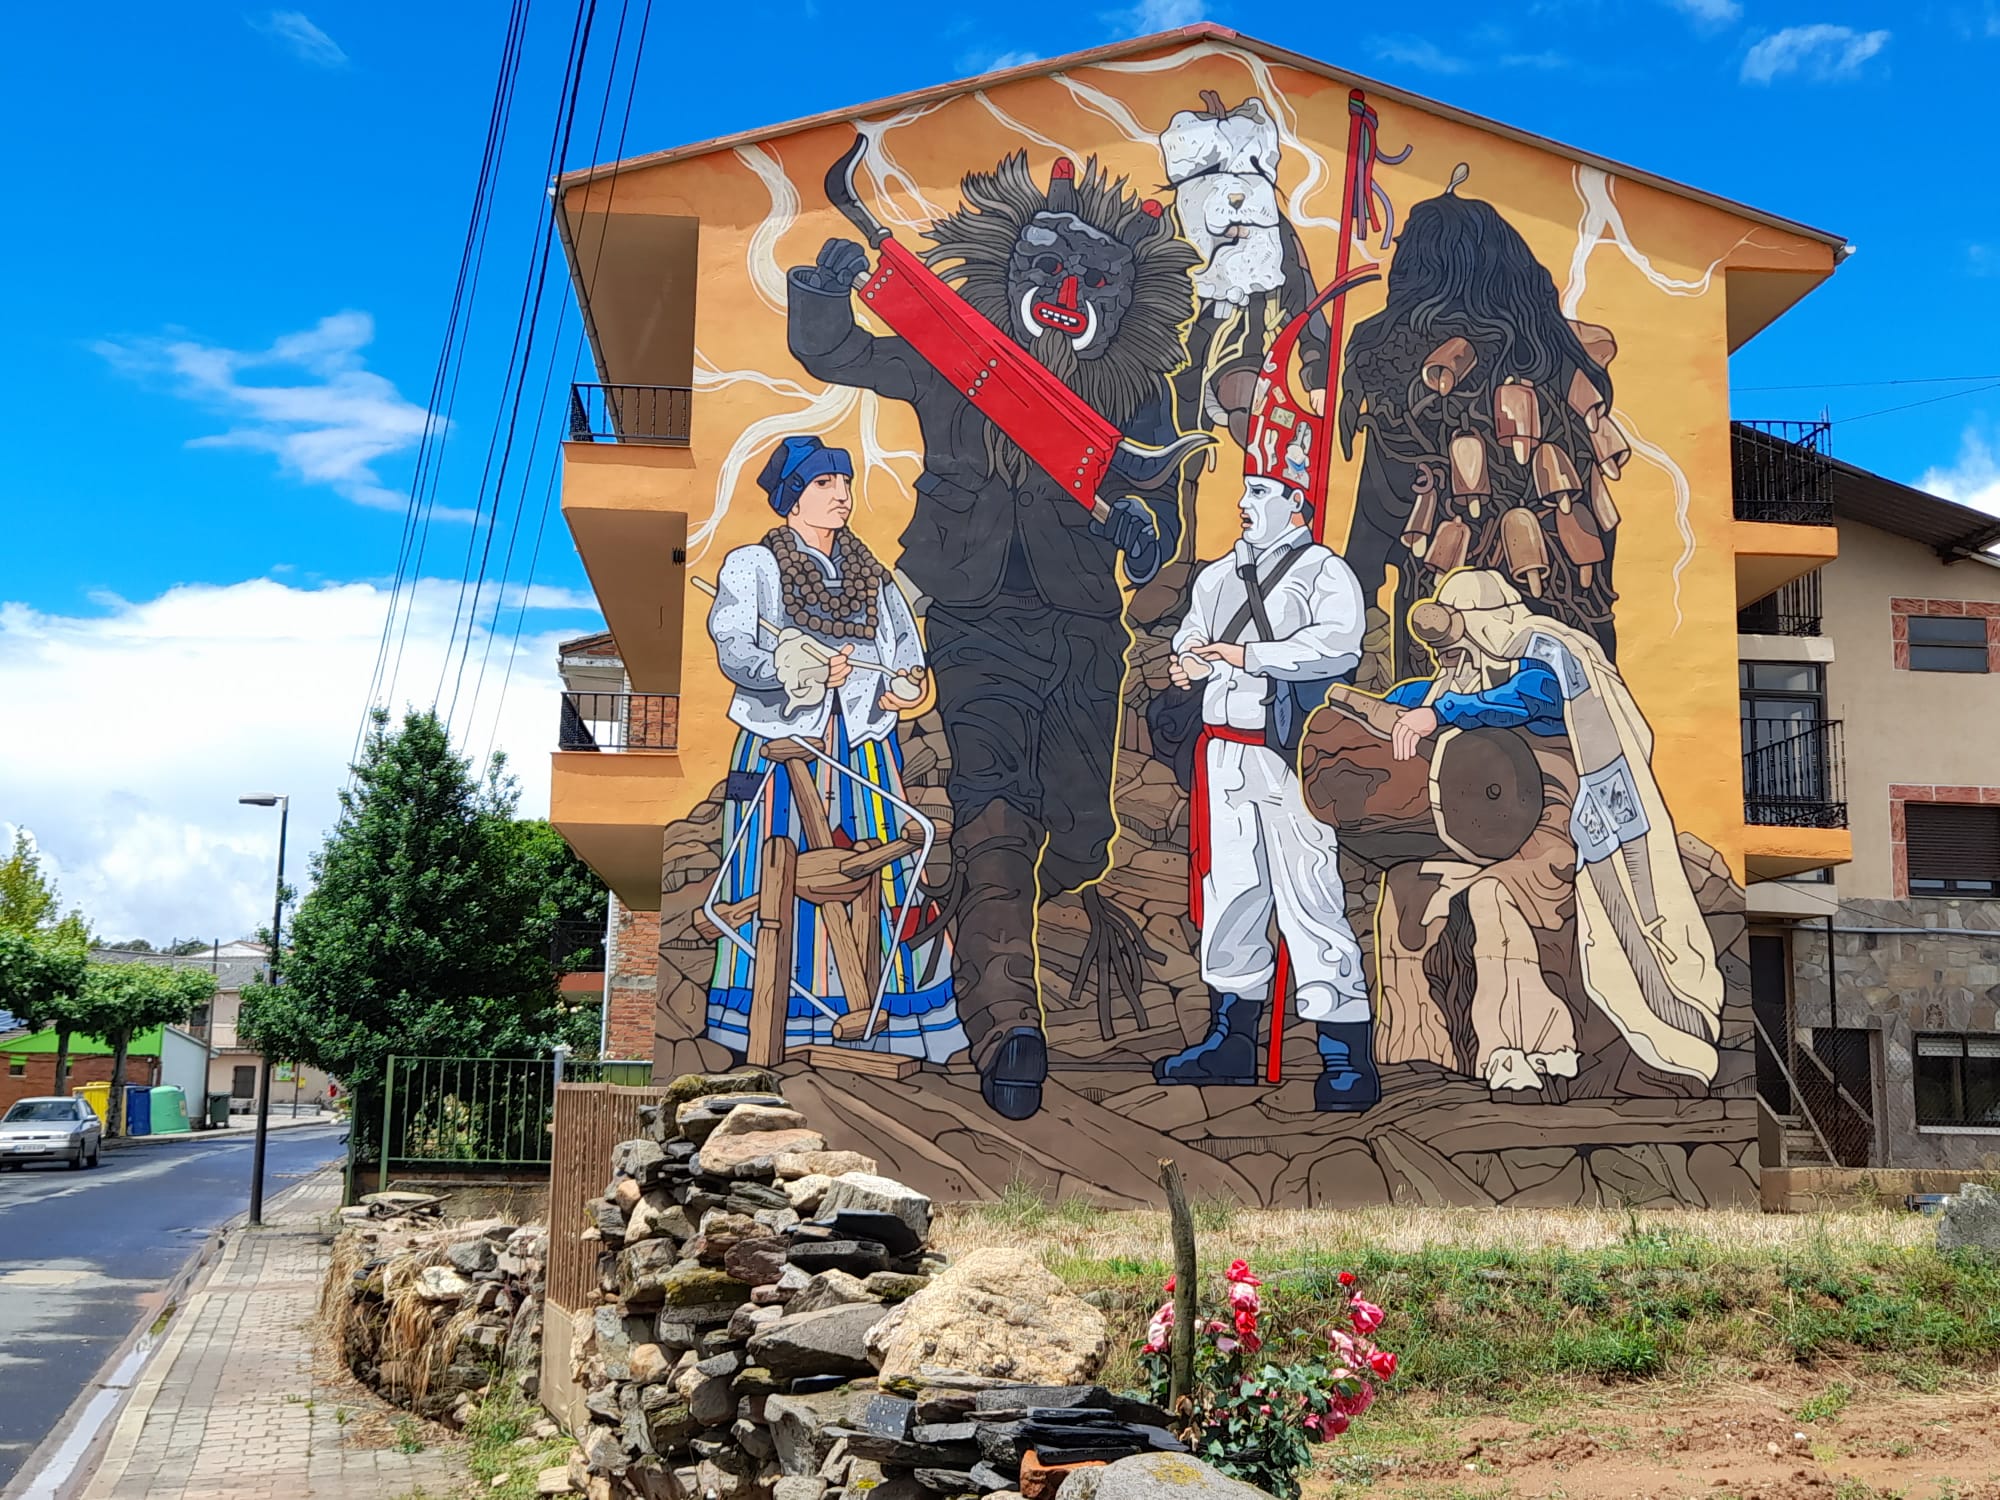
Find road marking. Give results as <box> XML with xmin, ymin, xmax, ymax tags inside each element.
<box><xmin>0</xmin><ymin>1270</ymin><xmax>90</xmax><ymax>1288</ymax></box>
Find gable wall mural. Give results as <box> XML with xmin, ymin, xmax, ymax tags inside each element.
<box><xmin>567</xmin><ymin>37</ymin><xmax>1826</xmax><ymax>1207</ymax></box>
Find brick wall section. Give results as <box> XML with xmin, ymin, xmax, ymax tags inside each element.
<box><xmin>2</xmin><ymin>1052</ymin><xmax>160</xmax><ymax>1113</ymax></box>
<box><xmin>1889</xmin><ymin>597</ymin><xmax>2000</xmax><ymax>672</ymax></box>
<box><xmin>1888</xmin><ymin>783</ymin><xmax>2000</xmax><ymax>897</ymax></box>
<box><xmin>604</xmin><ymin>898</ymin><xmax>661</xmax><ymax>1060</ymax></box>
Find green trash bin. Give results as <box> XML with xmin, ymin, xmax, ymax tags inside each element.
<box><xmin>206</xmin><ymin>1091</ymin><xmax>232</xmax><ymax>1129</ymax></box>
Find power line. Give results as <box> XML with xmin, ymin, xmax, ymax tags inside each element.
<box><xmin>353</xmin><ymin>0</ymin><xmax>529</xmax><ymax>766</ymax></box>
<box><xmin>475</xmin><ymin>0</ymin><xmax>657</xmax><ymax>768</ymax></box>
<box><xmin>1841</xmin><ymin>380</ymin><xmax>2000</xmax><ymax>426</ymax></box>
<box><xmin>432</xmin><ymin>0</ymin><xmax>600</xmax><ymax>721</ymax></box>
<box><xmin>1737</xmin><ymin>374</ymin><xmax>2000</xmax><ymax>392</ymax></box>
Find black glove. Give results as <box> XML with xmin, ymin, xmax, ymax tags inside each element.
<box><xmin>795</xmin><ymin>238</ymin><xmax>870</xmax><ymax>294</ymax></box>
<box><xmin>1091</xmin><ymin>496</ymin><xmax>1163</xmax><ymax>586</ymax></box>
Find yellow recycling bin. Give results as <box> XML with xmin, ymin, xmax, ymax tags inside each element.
<box><xmin>75</xmin><ymin>1081</ymin><xmax>110</xmax><ymax>1126</ymax></box>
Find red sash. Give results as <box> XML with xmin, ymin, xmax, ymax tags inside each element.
<box><xmin>1187</xmin><ymin>725</ymin><xmax>1291</xmax><ymax>1085</ymax></box>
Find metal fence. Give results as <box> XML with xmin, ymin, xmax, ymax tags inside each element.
<box><xmin>559</xmin><ymin>691</ymin><xmax>679</xmax><ymax>753</ymax></box>
<box><xmin>377</xmin><ymin>1054</ymin><xmax>654</xmax><ymax>1177</ymax></box>
<box><xmin>1732</xmin><ymin>420</ymin><xmax>1835</xmax><ymax>525</ymax></box>
<box><xmin>568</xmin><ymin>383</ymin><xmax>692</xmax><ymax>445</ymax></box>
<box><xmin>1742</xmin><ymin>718</ymin><xmax>1847</xmax><ymax>828</ymax></box>
<box><xmin>1737</xmin><ymin>569</ymin><xmax>1823</xmax><ymax>636</ymax></box>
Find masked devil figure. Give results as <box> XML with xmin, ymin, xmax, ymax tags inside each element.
<box><xmin>1153</xmin><ymin>287</ymin><xmax>1377</xmax><ymax>1110</ymax></box>
<box><xmin>787</xmin><ymin>148</ymin><xmax>1202</xmax><ymax>1120</ymax></box>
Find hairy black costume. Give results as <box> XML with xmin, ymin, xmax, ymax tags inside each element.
<box><xmin>1339</xmin><ymin>188</ymin><xmax>1625</xmax><ymax>683</ymax></box>
<box><xmin>787</xmin><ymin>151</ymin><xmax>1197</xmax><ymax>1119</ymax></box>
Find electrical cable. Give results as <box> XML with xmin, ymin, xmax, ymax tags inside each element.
<box><xmin>475</xmin><ymin>0</ymin><xmax>657</xmax><ymax>768</ymax></box>
<box><xmin>434</xmin><ymin>0</ymin><xmax>601</xmax><ymax>722</ymax></box>
<box><xmin>456</xmin><ymin>0</ymin><xmax>635</xmax><ymax>747</ymax></box>
<box><xmin>350</xmin><ymin>0</ymin><xmax>529</xmax><ymax>764</ymax></box>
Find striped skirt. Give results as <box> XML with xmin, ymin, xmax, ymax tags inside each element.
<box><xmin>705</xmin><ymin>718</ymin><xmax>965</xmax><ymax>1063</ymax></box>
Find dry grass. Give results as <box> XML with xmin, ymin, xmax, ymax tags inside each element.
<box><xmin>933</xmin><ymin>1197</ymin><xmax>1933</xmax><ymax>1268</ymax></box>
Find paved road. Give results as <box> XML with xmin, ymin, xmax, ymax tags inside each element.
<box><xmin>0</xmin><ymin>1125</ymin><xmax>347</xmax><ymax>1489</ymax></box>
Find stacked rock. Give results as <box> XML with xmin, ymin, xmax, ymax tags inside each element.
<box><xmin>331</xmin><ymin>1204</ymin><xmax>548</xmax><ymax>1424</ymax></box>
<box><xmin>564</xmin><ymin>1072</ymin><xmax>1186</xmax><ymax>1500</ymax></box>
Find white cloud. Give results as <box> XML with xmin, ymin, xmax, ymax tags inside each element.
<box><xmin>1125</xmin><ymin>0</ymin><xmax>1206</xmax><ymax>30</ymax></box>
<box><xmin>1668</xmin><ymin>0</ymin><xmax>1743</xmax><ymax>22</ymax></box>
<box><xmin>1918</xmin><ymin>425</ymin><xmax>2000</xmax><ymax>518</ymax></box>
<box><xmin>1369</xmin><ymin>35</ymin><xmax>1472</xmax><ymax>72</ymax></box>
<box><xmin>1740</xmin><ymin>24</ymin><xmax>1890</xmax><ymax>83</ymax></box>
<box><xmin>0</xmin><ymin>577</ymin><xmax>596</xmax><ymax>943</ymax></box>
<box><xmin>94</xmin><ymin>312</ymin><xmax>459</xmax><ymax>521</ymax></box>
<box><xmin>981</xmin><ymin>50</ymin><xmax>1042</xmax><ymax>70</ymax></box>
<box><xmin>250</xmin><ymin>11</ymin><xmax>348</xmax><ymax>67</ymax></box>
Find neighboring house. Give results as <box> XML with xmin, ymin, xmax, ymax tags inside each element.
<box><xmin>3</xmin><ymin>1025</ymin><xmax>167</xmax><ymax>1113</ymax></box>
<box><xmin>93</xmin><ymin>943</ymin><xmax>335</xmax><ymax>1111</ymax></box>
<box><xmin>558</xmin><ymin>631</ymin><xmax>663</xmax><ymax>1061</ymax></box>
<box><xmin>1736</xmin><ymin>441</ymin><xmax>2000</xmax><ymax>1173</ymax></box>
<box><xmin>543</xmin><ymin>25</ymin><xmax>1865</xmax><ymax>1207</ymax></box>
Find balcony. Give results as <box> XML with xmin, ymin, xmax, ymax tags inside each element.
<box><xmin>550</xmin><ymin>693</ymin><xmax>684</xmax><ymax>912</ymax></box>
<box><xmin>550</xmin><ymin>918</ymin><xmax>607</xmax><ymax>995</ymax></box>
<box><xmin>559</xmin><ymin>691</ymin><xmax>678</xmax><ymax>753</ymax></box>
<box><xmin>1731</xmin><ymin>420</ymin><xmax>1840</xmax><ymax>609</ymax></box>
<box><xmin>568</xmin><ymin>383</ymin><xmax>692</xmax><ymax>446</ymax></box>
<box><xmin>1743</xmin><ymin>718</ymin><xmax>1846</xmax><ymax>829</ymax></box>
<box><xmin>1737</xmin><ymin>569</ymin><xmax>1823</xmax><ymax>636</ymax></box>
<box><xmin>1733</xmin><ymin>420</ymin><xmax>1834</xmax><ymax>525</ymax></box>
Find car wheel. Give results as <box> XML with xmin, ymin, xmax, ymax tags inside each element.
<box><xmin>86</xmin><ymin>1143</ymin><xmax>101</xmax><ymax>1168</ymax></box>
<box><xmin>70</xmin><ymin>1147</ymin><xmax>88</xmax><ymax>1171</ymax></box>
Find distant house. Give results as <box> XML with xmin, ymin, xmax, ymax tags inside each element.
<box><xmin>91</xmin><ymin>943</ymin><xmax>335</xmax><ymax>1112</ymax></box>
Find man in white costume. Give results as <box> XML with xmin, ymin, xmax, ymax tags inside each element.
<box><xmin>1155</xmin><ymin>474</ymin><xmax>1377</xmax><ymax>1109</ymax></box>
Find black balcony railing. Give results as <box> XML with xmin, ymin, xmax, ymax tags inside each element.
<box><xmin>549</xmin><ymin>919</ymin><xmax>607</xmax><ymax>973</ymax></box>
<box><xmin>1737</xmin><ymin>568</ymin><xmax>1824</xmax><ymax>635</ymax></box>
<box><xmin>1733</xmin><ymin>420</ymin><xmax>1835</xmax><ymax>525</ymax></box>
<box><xmin>1743</xmin><ymin>718</ymin><xmax>1847</xmax><ymax>828</ymax></box>
<box><xmin>559</xmin><ymin>691</ymin><xmax>679</xmax><ymax>752</ymax></box>
<box><xmin>568</xmin><ymin>383</ymin><xmax>693</xmax><ymax>445</ymax></box>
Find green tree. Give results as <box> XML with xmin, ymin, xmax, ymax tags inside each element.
<box><xmin>238</xmin><ymin>711</ymin><xmax>579</xmax><ymax>1156</ymax></box>
<box><xmin>76</xmin><ymin>961</ymin><xmax>215</xmax><ymax>1135</ymax></box>
<box><xmin>507</xmin><ymin>816</ymin><xmax>610</xmax><ymax>980</ymax></box>
<box><xmin>0</xmin><ymin>829</ymin><xmax>92</xmax><ymax>1089</ymax></box>
<box><xmin>0</xmin><ymin>931</ymin><xmax>89</xmax><ymax>1087</ymax></box>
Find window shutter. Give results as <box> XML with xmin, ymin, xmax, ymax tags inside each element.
<box><xmin>1906</xmin><ymin>803</ymin><xmax>2000</xmax><ymax>883</ymax></box>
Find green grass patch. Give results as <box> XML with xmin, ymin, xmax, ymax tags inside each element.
<box><xmin>459</xmin><ymin>1383</ymin><xmax>573</xmax><ymax>1500</ymax></box>
<box><xmin>1059</xmin><ymin>1233</ymin><xmax>2000</xmax><ymax>1400</ymax></box>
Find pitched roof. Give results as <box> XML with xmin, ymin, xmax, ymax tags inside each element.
<box><xmin>1833</xmin><ymin>458</ymin><xmax>2000</xmax><ymax>559</ymax></box>
<box><xmin>556</xmin><ymin>23</ymin><xmax>1846</xmax><ymax>256</ymax></box>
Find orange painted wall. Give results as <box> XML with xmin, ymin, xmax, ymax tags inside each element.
<box><xmin>562</xmin><ymin>35</ymin><xmax>1837</xmax><ymax>878</ymax></box>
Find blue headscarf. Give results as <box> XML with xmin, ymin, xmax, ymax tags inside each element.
<box><xmin>756</xmin><ymin>435</ymin><xmax>853</xmax><ymax>517</ymax></box>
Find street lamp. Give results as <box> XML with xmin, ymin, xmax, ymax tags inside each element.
<box><xmin>239</xmin><ymin>793</ymin><xmax>288</xmax><ymax>1227</ymax></box>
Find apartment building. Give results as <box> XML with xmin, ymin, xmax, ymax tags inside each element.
<box><xmin>1735</xmin><ymin>431</ymin><xmax>2000</xmax><ymax>1175</ymax></box>
<box><xmin>545</xmin><ymin>23</ymin><xmax>1859</xmax><ymax>1206</ymax></box>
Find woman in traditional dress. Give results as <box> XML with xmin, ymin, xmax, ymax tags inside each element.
<box><xmin>702</xmin><ymin>435</ymin><xmax>964</xmax><ymax>1063</ymax></box>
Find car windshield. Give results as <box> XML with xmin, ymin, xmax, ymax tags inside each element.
<box><xmin>3</xmin><ymin>1101</ymin><xmax>79</xmax><ymax>1123</ymax></box>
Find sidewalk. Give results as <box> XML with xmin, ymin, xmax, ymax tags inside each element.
<box><xmin>79</xmin><ymin>1169</ymin><xmax>463</xmax><ymax>1500</ymax></box>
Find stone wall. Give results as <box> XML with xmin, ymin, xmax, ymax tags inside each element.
<box><xmin>1789</xmin><ymin>896</ymin><xmax>2000</xmax><ymax>1170</ymax></box>
<box><xmin>549</xmin><ymin>1069</ymin><xmax>1188</xmax><ymax>1500</ymax></box>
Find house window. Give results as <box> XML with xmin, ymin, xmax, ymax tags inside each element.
<box><xmin>1906</xmin><ymin>802</ymin><xmax>2000</xmax><ymax>894</ymax></box>
<box><xmin>1915</xmin><ymin>1034</ymin><xmax>2000</xmax><ymax>1128</ymax></box>
<box><xmin>1908</xmin><ymin>615</ymin><xmax>1989</xmax><ymax>673</ymax></box>
<box><xmin>6</xmin><ymin>1057</ymin><xmax>23</xmax><ymax>1078</ymax></box>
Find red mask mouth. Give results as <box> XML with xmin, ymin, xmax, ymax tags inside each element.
<box><xmin>1031</xmin><ymin>273</ymin><xmax>1084</xmax><ymax>335</ymax></box>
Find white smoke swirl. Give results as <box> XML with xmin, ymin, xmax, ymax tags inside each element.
<box><xmin>736</xmin><ymin>145</ymin><xmax>799</xmax><ymax>316</ymax></box>
<box><xmin>1562</xmin><ymin>166</ymin><xmax>1726</xmax><ymax>318</ymax></box>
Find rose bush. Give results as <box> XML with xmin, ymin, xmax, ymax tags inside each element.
<box><xmin>1137</xmin><ymin>1260</ymin><xmax>1397</xmax><ymax>1499</ymax></box>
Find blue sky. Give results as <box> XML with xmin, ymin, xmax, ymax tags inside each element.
<box><xmin>1</xmin><ymin>0</ymin><xmax>1996</xmax><ymax>939</ymax></box>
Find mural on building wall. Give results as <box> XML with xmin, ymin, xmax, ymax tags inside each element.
<box><xmin>652</xmin><ymin>47</ymin><xmax>1757</xmax><ymax>1210</ymax></box>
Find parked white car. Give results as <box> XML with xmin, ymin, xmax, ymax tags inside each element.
<box><xmin>0</xmin><ymin>1096</ymin><xmax>103</xmax><ymax>1170</ymax></box>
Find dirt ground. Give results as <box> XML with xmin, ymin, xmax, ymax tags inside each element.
<box><xmin>1318</xmin><ymin>1373</ymin><xmax>2000</xmax><ymax>1500</ymax></box>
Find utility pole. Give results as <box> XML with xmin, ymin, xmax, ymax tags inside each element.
<box><xmin>239</xmin><ymin>794</ymin><xmax>289</xmax><ymax>1226</ymax></box>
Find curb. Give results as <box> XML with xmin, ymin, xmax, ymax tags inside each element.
<box><xmin>101</xmin><ymin>1116</ymin><xmax>342</xmax><ymax>1152</ymax></box>
<box><xmin>0</xmin><ymin>1162</ymin><xmax>345</xmax><ymax>1500</ymax></box>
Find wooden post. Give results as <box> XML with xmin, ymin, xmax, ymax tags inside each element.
<box><xmin>1159</xmin><ymin>1157</ymin><xmax>1198</xmax><ymax>1413</ymax></box>
<box><xmin>746</xmin><ymin>837</ymin><xmax>797</xmax><ymax>1067</ymax></box>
